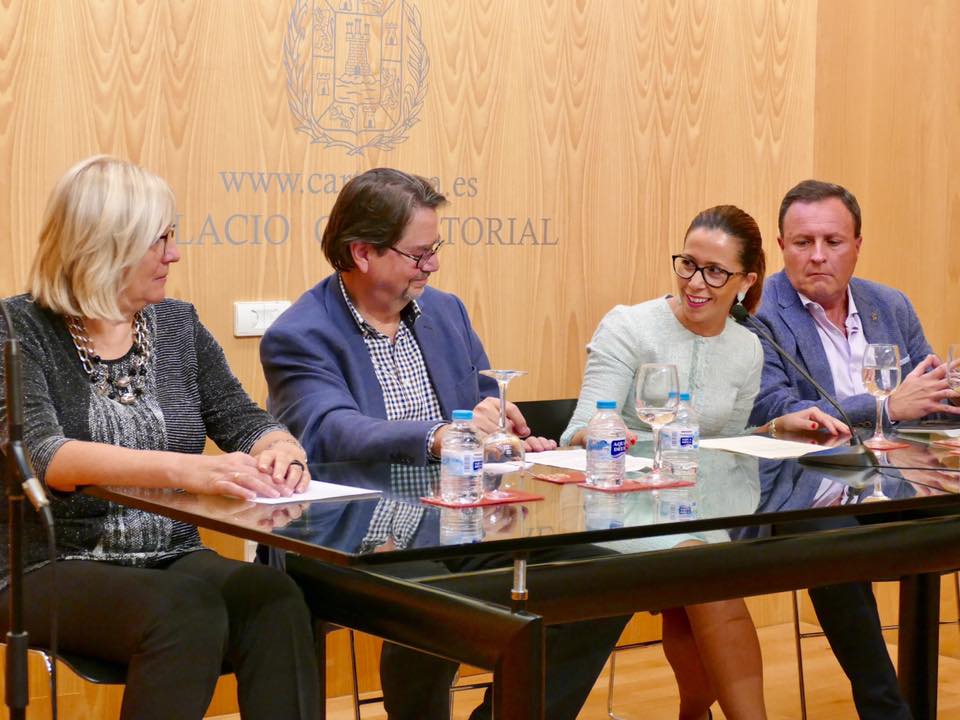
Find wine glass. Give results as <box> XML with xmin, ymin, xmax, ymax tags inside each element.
<box><xmin>948</xmin><ymin>344</ymin><xmax>960</xmax><ymax>393</ymax></box>
<box><xmin>634</xmin><ymin>363</ymin><xmax>680</xmax><ymax>484</ymax></box>
<box><xmin>479</xmin><ymin>369</ymin><xmax>527</xmax><ymax>499</ymax></box>
<box><xmin>862</xmin><ymin>343</ymin><xmax>905</xmax><ymax>450</ymax></box>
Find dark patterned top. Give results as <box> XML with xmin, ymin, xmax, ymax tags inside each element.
<box><xmin>0</xmin><ymin>294</ymin><xmax>285</xmax><ymax>587</ymax></box>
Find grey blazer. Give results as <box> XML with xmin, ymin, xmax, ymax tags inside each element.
<box><xmin>748</xmin><ymin>270</ymin><xmax>933</xmax><ymax>427</ymax></box>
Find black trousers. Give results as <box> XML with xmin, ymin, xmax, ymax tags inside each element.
<box><xmin>0</xmin><ymin>550</ymin><xmax>323</xmax><ymax>720</ymax></box>
<box><xmin>808</xmin><ymin>581</ymin><xmax>913</xmax><ymax>720</ymax></box>
<box><xmin>778</xmin><ymin>516</ymin><xmax>913</xmax><ymax>720</ymax></box>
<box><xmin>289</xmin><ymin>548</ymin><xmax>630</xmax><ymax>720</ymax></box>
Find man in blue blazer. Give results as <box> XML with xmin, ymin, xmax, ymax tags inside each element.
<box><xmin>261</xmin><ymin>168</ymin><xmax>624</xmax><ymax>720</ymax></box>
<box><xmin>749</xmin><ymin>183</ymin><xmax>957</xmax><ymax>430</ymax></box>
<box><xmin>750</xmin><ymin>179</ymin><xmax>959</xmax><ymax>720</ymax></box>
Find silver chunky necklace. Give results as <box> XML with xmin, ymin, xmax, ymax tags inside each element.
<box><xmin>66</xmin><ymin>313</ymin><xmax>151</xmax><ymax>405</ymax></box>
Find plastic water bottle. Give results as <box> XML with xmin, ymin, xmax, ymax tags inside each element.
<box><xmin>440</xmin><ymin>409</ymin><xmax>484</xmax><ymax>504</ymax></box>
<box><xmin>661</xmin><ymin>392</ymin><xmax>699</xmax><ymax>480</ymax></box>
<box><xmin>585</xmin><ymin>400</ymin><xmax>627</xmax><ymax>487</ymax></box>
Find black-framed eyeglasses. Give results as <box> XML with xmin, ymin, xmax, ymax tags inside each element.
<box><xmin>390</xmin><ymin>238</ymin><xmax>444</xmax><ymax>269</ymax></box>
<box><xmin>671</xmin><ymin>254</ymin><xmax>745</xmax><ymax>288</ymax></box>
<box><xmin>151</xmin><ymin>225</ymin><xmax>176</xmax><ymax>256</ymax></box>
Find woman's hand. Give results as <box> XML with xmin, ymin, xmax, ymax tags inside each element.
<box><xmin>180</xmin><ymin>452</ymin><xmax>286</xmax><ymax>500</ymax></box>
<box><xmin>775</xmin><ymin>407</ymin><xmax>851</xmax><ymax>436</ymax></box>
<box><xmin>253</xmin><ymin>441</ymin><xmax>310</xmax><ymax>494</ymax></box>
<box><xmin>249</xmin><ymin>433</ymin><xmax>311</xmax><ymax>495</ymax></box>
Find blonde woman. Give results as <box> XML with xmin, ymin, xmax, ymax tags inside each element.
<box><xmin>0</xmin><ymin>156</ymin><xmax>321</xmax><ymax>719</ymax></box>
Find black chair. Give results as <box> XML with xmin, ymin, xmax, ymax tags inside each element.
<box><xmin>515</xmin><ymin>399</ymin><xmax>577</xmax><ymax>442</ymax></box>
<box><xmin>34</xmin><ymin>648</ymin><xmax>128</xmax><ymax>685</ymax></box>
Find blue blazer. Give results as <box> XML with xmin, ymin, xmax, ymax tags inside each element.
<box><xmin>260</xmin><ymin>274</ymin><xmax>497</xmax><ymax>464</ymax></box>
<box><xmin>748</xmin><ymin>271</ymin><xmax>933</xmax><ymax>427</ymax></box>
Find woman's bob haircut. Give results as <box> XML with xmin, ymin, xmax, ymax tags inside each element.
<box><xmin>29</xmin><ymin>155</ymin><xmax>176</xmax><ymax>321</ymax></box>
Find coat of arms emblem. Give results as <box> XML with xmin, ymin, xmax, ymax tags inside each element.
<box><xmin>284</xmin><ymin>0</ymin><xmax>429</xmax><ymax>155</ymax></box>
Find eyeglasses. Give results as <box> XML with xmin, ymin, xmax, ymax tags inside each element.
<box><xmin>151</xmin><ymin>226</ymin><xmax>176</xmax><ymax>256</ymax></box>
<box><xmin>672</xmin><ymin>254</ymin><xmax>745</xmax><ymax>289</ymax></box>
<box><xmin>389</xmin><ymin>238</ymin><xmax>444</xmax><ymax>270</ymax></box>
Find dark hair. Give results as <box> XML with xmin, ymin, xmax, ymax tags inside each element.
<box><xmin>685</xmin><ymin>205</ymin><xmax>766</xmax><ymax>314</ymax></box>
<box><xmin>778</xmin><ymin>179</ymin><xmax>862</xmax><ymax>238</ymax></box>
<box><xmin>321</xmin><ymin>168</ymin><xmax>447</xmax><ymax>271</ymax></box>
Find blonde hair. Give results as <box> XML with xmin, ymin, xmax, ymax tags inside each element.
<box><xmin>29</xmin><ymin>155</ymin><xmax>176</xmax><ymax>321</ymax></box>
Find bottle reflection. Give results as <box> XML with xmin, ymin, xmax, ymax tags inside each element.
<box><xmin>583</xmin><ymin>491</ymin><xmax>626</xmax><ymax>531</ymax></box>
<box><xmin>654</xmin><ymin>487</ymin><xmax>698</xmax><ymax>523</ymax></box>
<box><xmin>439</xmin><ymin>506</ymin><xmax>484</xmax><ymax>545</ymax></box>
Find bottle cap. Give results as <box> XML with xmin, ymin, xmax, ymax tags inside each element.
<box><xmin>451</xmin><ymin>409</ymin><xmax>474</xmax><ymax>421</ymax></box>
<box><xmin>596</xmin><ymin>400</ymin><xmax>617</xmax><ymax>410</ymax></box>
<box><xmin>668</xmin><ymin>391</ymin><xmax>679</xmax><ymax>398</ymax></box>
<box><xmin>679</xmin><ymin>392</ymin><xmax>691</xmax><ymax>402</ymax></box>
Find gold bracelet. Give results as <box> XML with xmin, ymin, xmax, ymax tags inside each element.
<box><xmin>769</xmin><ymin>417</ymin><xmax>778</xmax><ymax>438</ymax></box>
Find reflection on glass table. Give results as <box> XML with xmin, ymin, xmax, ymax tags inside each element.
<box><xmin>199</xmin><ymin>434</ymin><xmax>960</xmax><ymax>561</ymax></box>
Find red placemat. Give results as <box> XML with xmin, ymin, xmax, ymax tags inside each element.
<box><xmin>532</xmin><ymin>470</ymin><xmax>586</xmax><ymax>484</ymax></box>
<box><xmin>420</xmin><ymin>489</ymin><xmax>544</xmax><ymax>508</ymax></box>
<box><xmin>577</xmin><ymin>478</ymin><xmax>695</xmax><ymax>493</ymax></box>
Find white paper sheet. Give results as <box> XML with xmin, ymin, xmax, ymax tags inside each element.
<box><xmin>525</xmin><ymin>448</ymin><xmax>653</xmax><ymax>472</ymax></box>
<box><xmin>252</xmin><ymin>480</ymin><xmax>381</xmax><ymax>505</ymax></box>
<box><xmin>896</xmin><ymin>426</ymin><xmax>960</xmax><ymax>438</ymax></box>
<box><xmin>699</xmin><ymin>435</ymin><xmax>826</xmax><ymax>459</ymax></box>
<box><xmin>482</xmin><ymin>461</ymin><xmax>534</xmax><ymax>474</ymax></box>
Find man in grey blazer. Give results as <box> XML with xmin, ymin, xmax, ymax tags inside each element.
<box><xmin>750</xmin><ymin>179</ymin><xmax>959</xmax><ymax>720</ymax></box>
<box><xmin>750</xmin><ymin>180</ymin><xmax>958</xmax><ymax>429</ymax></box>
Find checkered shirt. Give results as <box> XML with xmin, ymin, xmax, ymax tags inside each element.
<box><xmin>338</xmin><ymin>275</ymin><xmax>445</xmax><ymax>457</ymax></box>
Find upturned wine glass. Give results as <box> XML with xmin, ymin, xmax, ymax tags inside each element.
<box><xmin>862</xmin><ymin>343</ymin><xmax>904</xmax><ymax>450</ymax></box>
<box><xmin>478</xmin><ymin>369</ymin><xmax>527</xmax><ymax>499</ymax></box>
<box><xmin>635</xmin><ymin>363</ymin><xmax>680</xmax><ymax>484</ymax></box>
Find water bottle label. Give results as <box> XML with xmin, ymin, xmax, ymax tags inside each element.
<box><xmin>442</xmin><ymin>451</ymin><xmax>483</xmax><ymax>476</ymax></box>
<box><xmin>679</xmin><ymin>434</ymin><xmax>696</xmax><ymax>448</ymax></box>
<box><xmin>587</xmin><ymin>437</ymin><xmax>626</xmax><ymax>459</ymax></box>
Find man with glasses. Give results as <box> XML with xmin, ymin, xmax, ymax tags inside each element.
<box><xmin>260</xmin><ymin>168</ymin><xmax>626</xmax><ymax>720</ymax></box>
<box><xmin>262</xmin><ymin>167</ymin><xmax>554</xmax><ymax>464</ymax></box>
<box><xmin>749</xmin><ymin>179</ymin><xmax>960</xmax><ymax>720</ymax></box>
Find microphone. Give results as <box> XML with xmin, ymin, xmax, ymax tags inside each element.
<box><xmin>730</xmin><ymin>303</ymin><xmax>879</xmax><ymax>471</ymax></box>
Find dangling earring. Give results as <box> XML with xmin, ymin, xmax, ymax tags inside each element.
<box><xmin>736</xmin><ymin>290</ymin><xmax>746</xmax><ymax>304</ymax></box>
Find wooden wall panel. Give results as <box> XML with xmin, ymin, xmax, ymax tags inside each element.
<box><xmin>0</xmin><ymin>0</ymin><xmax>817</xmax><ymax>404</ymax></box>
<box><xmin>813</xmin><ymin>0</ymin><xmax>960</xmax><ymax>358</ymax></box>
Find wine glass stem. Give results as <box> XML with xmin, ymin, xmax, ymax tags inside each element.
<box><xmin>652</xmin><ymin>424</ymin><xmax>663</xmax><ymax>472</ymax></box>
<box><xmin>498</xmin><ymin>380</ymin><xmax>508</xmax><ymax>431</ymax></box>
<box><xmin>873</xmin><ymin>396</ymin><xmax>884</xmax><ymax>441</ymax></box>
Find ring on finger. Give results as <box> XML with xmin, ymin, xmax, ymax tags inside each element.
<box><xmin>290</xmin><ymin>459</ymin><xmax>306</xmax><ymax>470</ymax></box>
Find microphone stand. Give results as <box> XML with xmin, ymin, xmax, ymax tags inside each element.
<box><xmin>2</xmin><ymin>301</ymin><xmax>49</xmax><ymax>720</ymax></box>
<box><xmin>730</xmin><ymin>303</ymin><xmax>880</xmax><ymax>473</ymax></box>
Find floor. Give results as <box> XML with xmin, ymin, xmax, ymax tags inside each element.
<box><xmin>210</xmin><ymin>621</ymin><xmax>960</xmax><ymax>719</ymax></box>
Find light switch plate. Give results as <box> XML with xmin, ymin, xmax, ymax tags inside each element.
<box><xmin>233</xmin><ymin>301</ymin><xmax>291</xmax><ymax>337</ymax></box>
